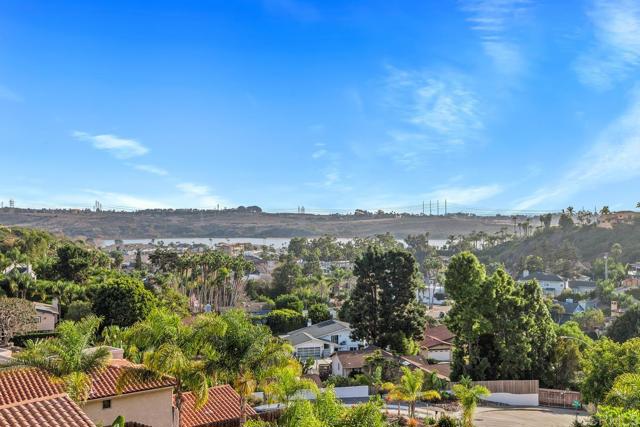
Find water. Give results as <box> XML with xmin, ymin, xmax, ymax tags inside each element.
<box><xmin>100</xmin><ymin>237</ymin><xmax>447</xmax><ymax>248</ymax></box>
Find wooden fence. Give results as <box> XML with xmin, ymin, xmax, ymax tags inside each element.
<box><xmin>539</xmin><ymin>388</ymin><xmax>582</xmax><ymax>408</ymax></box>
<box><xmin>471</xmin><ymin>380</ymin><xmax>539</xmax><ymax>395</ymax></box>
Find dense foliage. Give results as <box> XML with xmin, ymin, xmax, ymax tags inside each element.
<box><xmin>342</xmin><ymin>247</ymin><xmax>426</xmax><ymax>354</ymax></box>
<box><xmin>445</xmin><ymin>252</ymin><xmax>556</xmax><ymax>381</ymax></box>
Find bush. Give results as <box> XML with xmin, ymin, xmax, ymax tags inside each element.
<box><xmin>12</xmin><ymin>331</ymin><xmax>58</xmax><ymax>347</ymax></box>
<box><xmin>436</xmin><ymin>415</ymin><xmax>459</xmax><ymax>427</ymax></box>
<box><xmin>275</xmin><ymin>294</ymin><xmax>304</xmax><ymax>313</ymax></box>
<box><xmin>65</xmin><ymin>300</ymin><xmax>93</xmax><ymax>321</ymax></box>
<box><xmin>308</xmin><ymin>303</ymin><xmax>331</xmax><ymax>324</ymax></box>
<box><xmin>265</xmin><ymin>309</ymin><xmax>306</xmax><ymax>334</ymax></box>
<box><xmin>92</xmin><ymin>276</ymin><xmax>156</xmax><ymax>327</ymax></box>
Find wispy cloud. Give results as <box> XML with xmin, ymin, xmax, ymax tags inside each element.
<box><xmin>515</xmin><ymin>87</ymin><xmax>640</xmax><ymax>210</ymax></box>
<box><xmin>0</xmin><ymin>85</ymin><xmax>23</xmax><ymax>102</ymax></box>
<box><xmin>423</xmin><ymin>184</ymin><xmax>504</xmax><ymax>205</ymax></box>
<box><xmin>382</xmin><ymin>66</ymin><xmax>482</xmax><ymax>167</ymax></box>
<box><xmin>133</xmin><ymin>164</ymin><xmax>169</xmax><ymax>176</ymax></box>
<box><xmin>575</xmin><ymin>0</ymin><xmax>640</xmax><ymax>90</ymax></box>
<box><xmin>176</xmin><ymin>182</ymin><xmax>230</xmax><ymax>208</ymax></box>
<box><xmin>81</xmin><ymin>190</ymin><xmax>169</xmax><ymax>210</ymax></box>
<box><xmin>459</xmin><ymin>0</ymin><xmax>531</xmax><ymax>75</ymax></box>
<box><xmin>73</xmin><ymin>131</ymin><xmax>149</xmax><ymax>159</ymax></box>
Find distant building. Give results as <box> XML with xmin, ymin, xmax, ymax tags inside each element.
<box><xmin>33</xmin><ymin>300</ymin><xmax>59</xmax><ymax>332</ymax></box>
<box><xmin>568</xmin><ymin>280</ymin><xmax>597</xmax><ymax>295</ymax></box>
<box><xmin>2</xmin><ymin>263</ymin><xmax>37</xmax><ymax>280</ymax></box>
<box><xmin>417</xmin><ymin>284</ymin><xmax>446</xmax><ymax>306</ymax></box>
<box><xmin>597</xmin><ymin>211</ymin><xmax>639</xmax><ymax>229</ymax></box>
<box><xmin>280</xmin><ymin>319</ymin><xmax>363</xmax><ymax>360</ymax></box>
<box><xmin>420</xmin><ymin>325</ymin><xmax>454</xmax><ymax>362</ymax></box>
<box><xmin>518</xmin><ymin>270</ymin><xmax>567</xmax><ymax>296</ymax></box>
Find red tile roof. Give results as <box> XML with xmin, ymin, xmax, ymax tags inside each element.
<box><xmin>421</xmin><ymin>325</ymin><xmax>454</xmax><ymax>349</ymax></box>
<box><xmin>0</xmin><ymin>394</ymin><xmax>96</xmax><ymax>427</ymax></box>
<box><xmin>0</xmin><ymin>359</ymin><xmax>175</xmax><ymax>405</ymax></box>
<box><xmin>333</xmin><ymin>346</ymin><xmax>395</xmax><ymax>370</ymax></box>
<box><xmin>180</xmin><ymin>385</ymin><xmax>256</xmax><ymax>427</ymax></box>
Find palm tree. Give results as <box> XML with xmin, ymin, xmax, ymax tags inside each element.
<box><xmin>116</xmin><ymin>309</ymin><xmax>227</xmax><ymax>422</ymax></box>
<box><xmin>0</xmin><ymin>316</ymin><xmax>111</xmax><ymax>402</ymax></box>
<box><xmin>389</xmin><ymin>367</ymin><xmax>440</xmax><ymax>419</ymax></box>
<box><xmin>453</xmin><ymin>376</ymin><xmax>490</xmax><ymax>427</ymax></box>
<box><xmin>263</xmin><ymin>361</ymin><xmax>318</xmax><ymax>407</ymax></box>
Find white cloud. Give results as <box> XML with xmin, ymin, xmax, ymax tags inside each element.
<box><xmin>176</xmin><ymin>182</ymin><xmax>230</xmax><ymax>208</ymax></box>
<box><xmin>575</xmin><ymin>0</ymin><xmax>640</xmax><ymax>90</ymax></box>
<box><xmin>312</xmin><ymin>149</ymin><xmax>327</xmax><ymax>159</ymax></box>
<box><xmin>0</xmin><ymin>85</ymin><xmax>22</xmax><ymax>102</ymax></box>
<box><xmin>73</xmin><ymin>131</ymin><xmax>149</xmax><ymax>159</ymax></box>
<box><xmin>80</xmin><ymin>190</ymin><xmax>170</xmax><ymax>210</ymax></box>
<box><xmin>423</xmin><ymin>184</ymin><xmax>504</xmax><ymax>205</ymax></box>
<box><xmin>133</xmin><ymin>164</ymin><xmax>169</xmax><ymax>176</ymax></box>
<box><xmin>382</xmin><ymin>66</ymin><xmax>482</xmax><ymax>167</ymax></box>
<box><xmin>515</xmin><ymin>88</ymin><xmax>640</xmax><ymax>210</ymax></box>
<box><xmin>460</xmin><ymin>0</ymin><xmax>531</xmax><ymax>75</ymax></box>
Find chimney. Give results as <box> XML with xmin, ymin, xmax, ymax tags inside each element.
<box><xmin>51</xmin><ymin>297</ymin><xmax>59</xmax><ymax>312</ymax></box>
<box><xmin>522</xmin><ymin>269</ymin><xmax>530</xmax><ymax>278</ymax></box>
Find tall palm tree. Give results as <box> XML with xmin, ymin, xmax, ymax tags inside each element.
<box><xmin>453</xmin><ymin>376</ymin><xmax>490</xmax><ymax>427</ymax></box>
<box><xmin>389</xmin><ymin>367</ymin><xmax>440</xmax><ymax>419</ymax></box>
<box><xmin>0</xmin><ymin>316</ymin><xmax>111</xmax><ymax>402</ymax></box>
<box><xmin>263</xmin><ymin>361</ymin><xmax>318</xmax><ymax>407</ymax></box>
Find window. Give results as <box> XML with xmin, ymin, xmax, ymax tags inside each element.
<box><xmin>102</xmin><ymin>400</ymin><xmax>111</xmax><ymax>409</ymax></box>
<box><xmin>33</xmin><ymin>316</ymin><xmax>41</xmax><ymax>323</ymax></box>
<box><xmin>331</xmin><ymin>335</ymin><xmax>339</xmax><ymax>344</ymax></box>
<box><xmin>297</xmin><ymin>347</ymin><xmax>321</xmax><ymax>359</ymax></box>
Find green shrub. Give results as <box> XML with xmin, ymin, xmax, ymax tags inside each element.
<box><xmin>265</xmin><ymin>309</ymin><xmax>306</xmax><ymax>334</ymax></box>
<box><xmin>12</xmin><ymin>331</ymin><xmax>59</xmax><ymax>347</ymax></box>
<box><xmin>65</xmin><ymin>300</ymin><xmax>93</xmax><ymax>321</ymax></box>
<box><xmin>275</xmin><ymin>294</ymin><xmax>304</xmax><ymax>313</ymax></box>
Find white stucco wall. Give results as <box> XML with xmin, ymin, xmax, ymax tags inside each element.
<box><xmin>83</xmin><ymin>387</ymin><xmax>174</xmax><ymax>427</ymax></box>
<box><xmin>482</xmin><ymin>393</ymin><xmax>539</xmax><ymax>407</ymax></box>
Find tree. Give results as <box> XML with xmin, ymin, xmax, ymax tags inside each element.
<box><xmin>263</xmin><ymin>362</ymin><xmax>318</xmax><ymax>407</ymax></box>
<box><xmin>344</xmin><ymin>247</ymin><xmax>426</xmax><ymax>353</ymax></box>
<box><xmin>558</xmin><ymin>214</ymin><xmax>574</xmax><ymax>230</ymax></box>
<box><xmin>265</xmin><ymin>309</ymin><xmax>306</xmax><ymax>334</ymax></box>
<box><xmin>389</xmin><ymin>367</ymin><xmax>440</xmax><ymax>419</ymax></box>
<box><xmin>453</xmin><ymin>376</ymin><xmax>490</xmax><ymax>427</ymax></box>
<box><xmin>608</xmin><ymin>305</ymin><xmax>640</xmax><ymax>343</ymax></box>
<box><xmin>118</xmin><ymin>309</ymin><xmax>227</xmax><ymax>418</ymax></box>
<box><xmin>543</xmin><ymin>322</ymin><xmax>591</xmax><ymax>389</ymax></box>
<box><xmin>540</xmin><ymin>213</ymin><xmax>553</xmax><ymax>229</ymax></box>
<box><xmin>523</xmin><ymin>255</ymin><xmax>544</xmax><ymax>273</ymax></box>
<box><xmin>271</xmin><ymin>255</ymin><xmax>303</xmax><ymax>296</ymax></box>
<box><xmin>0</xmin><ymin>297</ymin><xmax>37</xmax><ymax>346</ymax></box>
<box><xmin>65</xmin><ymin>300</ymin><xmax>93</xmax><ymax>321</ymax></box>
<box><xmin>445</xmin><ymin>252</ymin><xmax>556</xmax><ymax>381</ymax></box>
<box><xmin>308</xmin><ymin>303</ymin><xmax>331</xmax><ymax>324</ymax></box>
<box><xmin>92</xmin><ymin>275</ymin><xmax>155</xmax><ymax>327</ymax></box>
<box><xmin>275</xmin><ymin>294</ymin><xmax>304</xmax><ymax>313</ymax></box>
<box><xmin>605</xmin><ymin>373</ymin><xmax>640</xmax><ymax>410</ymax></box>
<box><xmin>581</xmin><ymin>338</ymin><xmax>640</xmax><ymax>405</ymax></box>
<box><xmin>134</xmin><ymin>249</ymin><xmax>143</xmax><ymax>270</ymax></box>
<box><xmin>600</xmin><ymin>206</ymin><xmax>611</xmax><ymax>215</ymax></box>
<box><xmin>0</xmin><ymin>316</ymin><xmax>111</xmax><ymax>402</ymax></box>
<box><xmin>573</xmin><ymin>308</ymin><xmax>606</xmax><ymax>335</ymax></box>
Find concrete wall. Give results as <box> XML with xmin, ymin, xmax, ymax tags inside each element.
<box><xmin>333</xmin><ymin>386</ymin><xmax>369</xmax><ymax>399</ymax></box>
<box><xmin>83</xmin><ymin>387</ymin><xmax>174</xmax><ymax>427</ymax></box>
<box><xmin>35</xmin><ymin>312</ymin><xmax>57</xmax><ymax>332</ymax></box>
<box><xmin>481</xmin><ymin>393</ymin><xmax>539</xmax><ymax>407</ymax></box>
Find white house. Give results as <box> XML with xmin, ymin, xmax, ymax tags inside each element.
<box><xmin>280</xmin><ymin>319</ymin><xmax>363</xmax><ymax>360</ymax></box>
<box><xmin>518</xmin><ymin>270</ymin><xmax>567</xmax><ymax>296</ymax></box>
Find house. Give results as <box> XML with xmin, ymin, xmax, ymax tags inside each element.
<box><xmin>2</xmin><ymin>263</ymin><xmax>37</xmax><ymax>280</ymax></box>
<box><xmin>280</xmin><ymin>319</ymin><xmax>363</xmax><ymax>360</ymax></box>
<box><xmin>331</xmin><ymin>346</ymin><xmax>395</xmax><ymax>377</ymax></box>
<box><xmin>180</xmin><ymin>384</ymin><xmax>257</xmax><ymax>427</ymax></box>
<box><xmin>597</xmin><ymin>211</ymin><xmax>639</xmax><ymax>229</ymax></box>
<box><xmin>0</xmin><ymin>356</ymin><xmax>176</xmax><ymax>427</ymax></box>
<box><xmin>557</xmin><ymin>299</ymin><xmax>587</xmax><ymax>324</ymax></box>
<box><xmin>518</xmin><ymin>270</ymin><xmax>567</xmax><ymax>296</ymax></box>
<box><xmin>568</xmin><ymin>280</ymin><xmax>597</xmax><ymax>295</ymax></box>
<box><xmin>0</xmin><ymin>391</ymin><xmax>96</xmax><ymax>427</ymax></box>
<box><xmin>420</xmin><ymin>325</ymin><xmax>454</xmax><ymax>362</ymax></box>
<box><xmin>33</xmin><ymin>300</ymin><xmax>60</xmax><ymax>332</ymax></box>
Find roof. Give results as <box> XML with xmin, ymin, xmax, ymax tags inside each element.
<box><xmin>400</xmin><ymin>355</ymin><xmax>451</xmax><ymax>380</ymax></box>
<box><xmin>518</xmin><ymin>272</ymin><xmax>564</xmax><ymax>282</ymax></box>
<box><xmin>33</xmin><ymin>302</ymin><xmax>59</xmax><ymax>315</ymax></box>
<box><xmin>568</xmin><ymin>280</ymin><xmax>596</xmax><ymax>289</ymax></box>
<box><xmin>0</xmin><ymin>394</ymin><xmax>96</xmax><ymax>427</ymax></box>
<box><xmin>283</xmin><ymin>319</ymin><xmax>351</xmax><ymax>341</ymax></box>
<box><xmin>333</xmin><ymin>346</ymin><xmax>394</xmax><ymax>370</ymax></box>
<box><xmin>0</xmin><ymin>359</ymin><xmax>175</xmax><ymax>405</ymax></box>
<box><xmin>180</xmin><ymin>385</ymin><xmax>256</xmax><ymax>427</ymax></box>
<box><xmin>421</xmin><ymin>325</ymin><xmax>454</xmax><ymax>349</ymax></box>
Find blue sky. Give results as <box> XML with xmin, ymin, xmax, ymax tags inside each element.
<box><xmin>1</xmin><ymin>0</ymin><xmax>640</xmax><ymax>213</ymax></box>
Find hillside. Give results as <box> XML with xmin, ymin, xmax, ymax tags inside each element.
<box><xmin>0</xmin><ymin>208</ymin><xmax>515</xmax><ymax>240</ymax></box>
<box><xmin>478</xmin><ymin>221</ymin><xmax>640</xmax><ymax>274</ymax></box>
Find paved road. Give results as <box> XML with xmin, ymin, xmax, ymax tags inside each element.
<box><xmin>474</xmin><ymin>407</ymin><xmax>588</xmax><ymax>427</ymax></box>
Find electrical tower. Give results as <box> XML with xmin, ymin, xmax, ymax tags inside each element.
<box><xmin>9</xmin><ymin>199</ymin><xmax>14</xmax><ymax>208</ymax></box>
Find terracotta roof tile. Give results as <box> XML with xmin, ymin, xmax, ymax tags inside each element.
<box><xmin>334</xmin><ymin>346</ymin><xmax>395</xmax><ymax>370</ymax></box>
<box><xmin>180</xmin><ymin>385</ymin><xmax>256</xmax><ymax>427</ymax></box>
<box><xmin>421</xmin><ymin>325</ymin><xmax>454</xmax><ymax>349</ymax></box>
<box><xmin>89</xmin><ymin>361</ymin><xmax>175</xmax><ymax>399</ymax></box>
<box><xmin>0</xmin><ymin>394</ymin><xmax>96</xmax><ymax>427</ymax></box>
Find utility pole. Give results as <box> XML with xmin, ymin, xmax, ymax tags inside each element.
<box><xmin>437</xmin><ymin>200</ymin><xmax>439</xmax><ymax>215</ymax></box>
<box><xmin>422</xmin><ymin>201</ymin><xmax>425</xmax><ymax>215</ymax></box>
<box><xmin>445</xmin><ymin>199</ymin><xmax>447</xmax><ymax>215</ymax></box>
<box><xmin>429</xmin><ymin>200</ymin><xmax>432</xmax><ymax>215</ymax></box>
<box><xmin>604</xmin><ymin>253</ymin><xmax>609</xmax><ymax>281</ymax></box>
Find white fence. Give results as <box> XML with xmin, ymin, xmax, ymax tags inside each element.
<box><xmin>482</xmin><ymin>392</ymin><xmax>539</xmax><ymax>406</ymax></box>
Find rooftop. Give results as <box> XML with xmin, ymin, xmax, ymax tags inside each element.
<box><xmin>180</xmin><ymin>384</ymin><xmax>256</xmax><ymax>427</ymax></box>
<box><xmin>0</xmin><ymin>394</ymin><xmax>96</xmax><ymax>427</ymax></box>
<box><xmin>281</xmin><ymin>319</ymin><xmax>351</xmax><ymax>345</ymax></box>
<box><xmin>421</xmin><ymin>325</ymin><xmax>454</xmax><ymax>349</ymax></box>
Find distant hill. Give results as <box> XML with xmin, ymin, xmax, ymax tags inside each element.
<box><xmin>478</xmin><ymin>221</ymin><xmax>640</xmax><ymax>274</ymax></box>
<box><xmin>0</xmin><ymin>208</ymin><xmax>516</xmax><ymax>240</ymax></box>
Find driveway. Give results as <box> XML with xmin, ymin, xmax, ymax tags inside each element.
<box><xmin>474</xmin><ymin>407</ymin><xmax>588</xmax><ymax>427</ymax></box>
